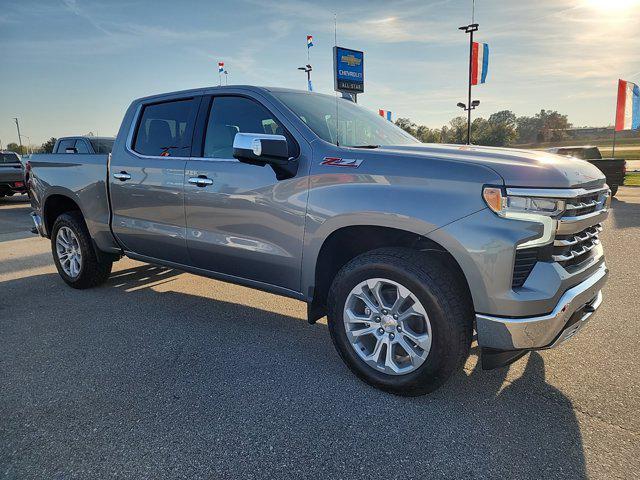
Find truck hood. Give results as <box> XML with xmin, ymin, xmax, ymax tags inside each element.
<box><xmin>377</xmin><ymin>143</ymin><xmax>606</xmax><ymax>189</ymax></box>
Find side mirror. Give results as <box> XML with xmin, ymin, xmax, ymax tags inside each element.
<box><xmin>233</xmin><ymin>133</ymin><xmax>297</xmax><ymax>180</ymax></box>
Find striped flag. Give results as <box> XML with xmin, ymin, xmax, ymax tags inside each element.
<box><xmin>615</xmin><ymin>79</ymin><xmax>640</xmax><ymax>131</ymax></box>
<box><xmin>218</xmin><ymin>61</ymin><xmax>224</xmax><ymax>73</ymax></box>
<box><xmin>379</xmin><ymin>109</ymin><xmax>393</xmax><ymax>121</ymax></box>
<box><xmin>471</xmin><ymin>42</ymin><xmax>489</xmax><ymax>85</ymax></box>
<box><xmin>307</xmin><ymin>35</ymin><xmax>313</xmax><ymax>48</ymax></box>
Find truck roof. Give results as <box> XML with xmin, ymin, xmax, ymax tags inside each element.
<box><xmin>58</xmin><ymin>136</ymin><xmax>116</xmax><ymax>141</ymax></box>
<box><xmin>133</xmin><ymin>85</ymin><xmax>312</xmax><ymax>103</ymax></box>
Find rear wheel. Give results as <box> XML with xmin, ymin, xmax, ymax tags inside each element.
<box><xmin>51</xmin><ymin>211</ymin><xmax>112</xmax><ymax>289</ymax></box>
<box><xmin>327</xmin><ymin>248</ymin><xmax>473</xmax><ymax>396</ymax></box>
<box><xmin>610</xmin><ymin>184</ymin><xmax>618</xmax><ymax>197</ymax></box>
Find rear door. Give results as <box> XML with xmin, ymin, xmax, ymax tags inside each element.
<box><xmin>183</xmin><ymin>94</ymin><xmax>308</xmax><ymax>292</ymax></box>
<box><xmin>109</xmin><ymin>97</ymin><xmax>200</xmax><ymax>264</ymax></box>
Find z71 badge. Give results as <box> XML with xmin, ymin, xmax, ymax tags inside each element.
<box><xmin>321</xmin><ymin>157</ymin><xmax>363</xmax><ymax>168</ymax></box>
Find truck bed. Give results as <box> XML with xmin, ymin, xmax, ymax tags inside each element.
<box><xmin>28</xmin><ymin>153</ymin><xmax>115</xmax><ymax>251</ymax></box>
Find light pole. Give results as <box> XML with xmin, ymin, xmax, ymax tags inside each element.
<box><xmin>298</xmin><ymin>64</ymin><xmax>313</xmax><ymax>91</ymax></box>
<box><xmin>13</xmin><ymin>117</ymin><xmax>23</xmax><ymax>152</ymax></box>
<box><xmin>457</xmin><ymin>100</ymin><xmax>480</xmax><ymax>144</ymax></box>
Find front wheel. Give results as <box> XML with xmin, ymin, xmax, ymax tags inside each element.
<box><xmin>610</xmin><ymin>184</ymin><xmax>618</xmax><ymax>197</ymax></box>
<box><xmin>51</xmin><ymin>211</ymin><xmax>113</xmax><ymax>289</ymax></box>
<box><xmin>327</xmin><ymin>248</ymin><xmax>473</xmax><ymax>396</ymax></box>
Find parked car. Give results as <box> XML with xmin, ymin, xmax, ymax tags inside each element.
<box><xmin>53</xmin><ymin>136</ymin><xmax>115</xmax><ymax>154</ymax></box>
<box><xmin>0</xmin><ymin>151</ymin><xmax>26</xmax><ymax>197</ymax></box>
<box><xmin>27</xmin><ymin>87</ymin><xmax>610</xmax><ymax>395</ymax></box>
<box><xmin>546</xmin><ymin>146</ymin><xmax>625</xmax><ymax>196</ymax></box>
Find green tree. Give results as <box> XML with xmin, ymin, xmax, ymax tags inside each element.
<box><xmin>394</xmin><ymin>118</ymin><xmax>418</xmax><ymax>137</ymax></box>
<box><xmin>6</xmin><ymin>142</ymin><xmax>28</xmax><ymax>155</ymax></box>
<box><xmin>41</xmin><ymin>137</ymin><xmax>57</xmax><ymax>153</ymax></box>
<box><xmin>448</xmin><ymin>116</ymin><xmax>468</xmax><ymax>144</ymax></box>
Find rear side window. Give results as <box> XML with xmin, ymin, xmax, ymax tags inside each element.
<box><xmin>75</xmin><ymin>140</ymin><xmax>90</xmax><ymax>154</ymax></box>
<box><xmin>56</xmin><ymin>139</ymin><xmax>76</xmax><ymax>153</ymax></box>
<box><xmin>203</xmin><ymin>96</ymin><xmax>298</xmax><ymax>159</ymax></box>
<box><xmin>133</xmin><ymin>99</ymin><xmax>198</xmax><ymax>157</ymax></box>
<box><xmin>90</xmin><ymin>138</ymin><xmax>114</xmax><ymax>154</ymax></box>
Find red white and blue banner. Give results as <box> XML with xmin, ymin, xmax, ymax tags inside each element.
<box><xmin>378</xmin><ymin>109</ymin><xmax>392</xmax><ymax>121</ymax></box>
<box><xmin>218</xmin><ymin>61</ymin><xmax>224</xmax><ymax>73</ymax></box>
<box><xmin>471</xmin><ymin>42</ymin><xmax>489</xmax><ymax>85</ymax></box>
<box><xmin>307</xmin><ymin>35</ymin><xmax>313</xmax><ymax>48</ymax></box>
<box><xmin>615</xmin><ymin>79</ymin><xmax>640</xmax><ymax>131</ymax></box>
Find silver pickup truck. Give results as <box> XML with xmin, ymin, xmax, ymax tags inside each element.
<box><xmin>27</xmin><ymin>86</ymin><xmax>610</xmax><ymax>395</ymax></box>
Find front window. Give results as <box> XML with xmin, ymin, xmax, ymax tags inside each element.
<box><xmin>203</xmin><ymin>96</ymin><xmax>298</xmax><ymax>158</ymax></box>
<box><xmin>274</xmin><ymin>91</ymin><xmax>419</xmax><ymax>147</ymax></box>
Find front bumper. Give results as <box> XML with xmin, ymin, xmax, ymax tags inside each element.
<box><xmin>476</xmin><ymin>263</ymin><xmax>608</xmax><ymax>350</ymax></box>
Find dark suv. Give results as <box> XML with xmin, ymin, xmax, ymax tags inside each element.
<box><xmin>0</xmin><ymin>151</ymin><xmax>26</xmax><ymax>197</ymax></box>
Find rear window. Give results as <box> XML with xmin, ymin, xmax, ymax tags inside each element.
<box><xmin>133</xmin><ymin>99</ymin><xmax>198</xmax><ymax>157</ymax></box>
<box><xmin>56</xmin><ymin>139</ymin><xmax>76</xmax><ymax>153</ymax></box>
<box><xmin>0</xmin><ymin>152</ymin><xmax>20</xmax><ymax>163</ymax></box>
<box><xmin>557</xmin><ymin>147</ymin><xmax>602</xmax><ymax>160</ymax></box>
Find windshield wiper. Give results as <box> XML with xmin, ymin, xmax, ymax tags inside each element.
<box><xmin>351</xmin><ymin>144</ymin><xmax>380</xmax><ymax>149</ymax></box>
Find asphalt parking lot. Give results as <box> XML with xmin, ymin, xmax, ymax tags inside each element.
<box><xmin>1</xmin><ymin>191</ymin><xmax>639</xmax><ymax>480</ymax></box>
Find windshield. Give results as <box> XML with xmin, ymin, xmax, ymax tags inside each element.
<box><xmin>274</xmin><ymin>91</ymin><xmax>419</xmax><ymax>147</ymax></box>
<box><xmin>89</xmin><ymin>138</ymin><xmax>115</xmax><ymax>154</ymax></box>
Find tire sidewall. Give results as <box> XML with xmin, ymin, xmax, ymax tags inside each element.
<box><xmin>328</xmin><ymin>257</ymin><xmax>460</xmax><ymax>392</ymax></box>
<box><xmin>51</xmin><ymin>214</ymin><xmax>88</xmax><ymax>286</ymax></box>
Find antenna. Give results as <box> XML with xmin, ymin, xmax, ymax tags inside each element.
<box><xmin>472</xmin><ymin>0</ymin><xmax>475</xmax><ymax>23</ymax></box>
<box><xmin>334</xmin><ymin>13</ymin><xmax>340</xmax><ymax>147</ymax></box>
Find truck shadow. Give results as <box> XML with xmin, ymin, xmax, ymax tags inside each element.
<box><xmin>1</xmin><ymin>266</ymin><xmax>586</xmax><ymax>479</ymax></box>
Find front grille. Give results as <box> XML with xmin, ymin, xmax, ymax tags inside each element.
<box><xmin>553</xmin><ymin>224</ymin><xmax>602</xmax><ymax>268</ymax></box>
<box><xmin>512</xmin><ymin>247</ymin><xmax>540</xmax><ymax>288</ymax></box>
<box><xmin>511</xmin><ymin>187</ymin><xmax>608</xmax><ymax>288</ymax></box>
<box><xmin>561</xmin><ymin>193</ymin><xmax>601</xmax><ymax>217</ymax></box>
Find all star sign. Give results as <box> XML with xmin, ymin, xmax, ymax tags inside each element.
<box><xmin>334</xmin><ymin>46</ymin><xmax>364</xmax><ymax>94</ymax></box>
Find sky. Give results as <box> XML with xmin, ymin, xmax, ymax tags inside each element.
<box><xmin>0</xmin><ymin>0</ymin><xmax>639</xmax><ymax>147</ymax></box>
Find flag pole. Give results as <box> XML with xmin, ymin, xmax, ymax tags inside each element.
<box><xmin>467</xmin><ymin>28</ymin><xmax>474</xmax><ymax>145</ymax></box>
<box><xmin>459</xmin><ymin>22</ymin><xmax>479</xmax><ymax>145</ymax></box>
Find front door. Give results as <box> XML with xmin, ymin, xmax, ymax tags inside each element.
<box><xmin>184</xmin><ymin>95</ymin><xmax>309</xmax><ymax>292</ymax></box>
<box><xmin>109</xmin><ymin>97</ymin><xmax>200</xmax><ymax>264</ymax></box>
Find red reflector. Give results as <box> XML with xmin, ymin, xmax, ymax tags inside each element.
<box><xmin>14</xmin><ymin>181</ymin><xmax>24</xmax><ymax>188</ymax></box>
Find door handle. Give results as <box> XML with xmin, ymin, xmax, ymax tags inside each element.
<box><xmin>113</xmin><ymin>171</ymin><xmax>131</xmax><ymax>181</ymax></box>
<box><xmin>188</xmin><ymin>176</ymin><xmax>214</xmax><ymax>187</ymax></box>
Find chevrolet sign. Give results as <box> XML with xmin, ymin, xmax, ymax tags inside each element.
<box><xmin>334</xmin><ymin>46</ymin><xmax>364</xmax><ymax>95</ymax></box>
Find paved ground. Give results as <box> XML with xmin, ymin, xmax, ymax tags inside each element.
<box><xmin>1</xmin><ymin>191</ymin><xmax>639</xmax><ymax>480</ymax></box>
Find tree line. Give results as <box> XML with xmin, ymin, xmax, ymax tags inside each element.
<box><xmin>395</xmin><ymin>109</ymin><xmax>572</xmax><ymax>147</ymax></box>
<box><xmin>4</xmin><ymin>138</ymin><xmax>56</xmax><ymax>155</ymax></box>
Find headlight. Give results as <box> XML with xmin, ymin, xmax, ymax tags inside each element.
<box><xmin>483</xmin><ymin>186</ymin><xmax>564</xmax><ymax>248</ymax></box>
<box><xmin>482</xmin><ymin>187</ymin><xmax>565</xmax><ymax>217</ymax></box>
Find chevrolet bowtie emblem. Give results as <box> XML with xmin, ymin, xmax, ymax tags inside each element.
<box><xmin>341</xmin><ymin>54</ymin><xmax>361</xmax><ymax>67</ymax></box>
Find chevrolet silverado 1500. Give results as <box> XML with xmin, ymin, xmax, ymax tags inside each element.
<box><xmin>28</xmin><ymin>86</ymin><xmax>610</xmax><ymax>395</ymax></box>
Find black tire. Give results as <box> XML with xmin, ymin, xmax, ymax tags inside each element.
<box><xmin>327</xmin><ymin>248</ymin><xmax>473</xmax><ymax>396</ymax></box>
<box><xmin>610</xmin><ymin>184</ymin><xmax>618</xmax><ymax>197</ymax></box>
<box><xmin>51</xmin><ymin>211</ymin><xmax>113</xmax><ymax>289</ymax></box>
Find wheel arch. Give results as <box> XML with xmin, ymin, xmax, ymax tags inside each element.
<box><xmin>43</xmin><ymin>191</ymin><xmax>83</xmax><ymax>238</ymax></box>
<box><xmin>306</xmin><ymin>224</ymin><xmax>473</xmax><ymax>323</ymax></box>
